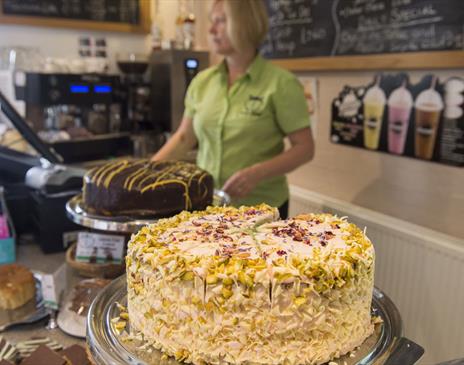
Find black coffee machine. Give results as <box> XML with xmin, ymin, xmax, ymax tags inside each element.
<box><xmin>14</xmin><ymin>72</ymin><xmax>132</xmax><ymax>163</ymax></box>
<box><xmin>150</xmin><ymin>50</ymin><xmax>209</xmax><ymax>133</ymax></box>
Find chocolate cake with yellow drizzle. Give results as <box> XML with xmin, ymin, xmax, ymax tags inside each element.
<box><xmin>83</xmin><ymin>159</ymin><xmax>213</xmax><ymax>217</ymax></box>
<box><xmin>126</xmin><ymin>204</ymin><xmax>376</xmax><ymax>365</ymax></box>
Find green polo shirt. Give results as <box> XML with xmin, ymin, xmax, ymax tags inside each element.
<box><xmin>184</xmin><ymin>54</ymin><xmax>310</xmax><ymax>207</ymax></box>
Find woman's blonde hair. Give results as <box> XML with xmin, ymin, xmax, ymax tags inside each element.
<box><xmin>214</xmin><ymin>0</ymin><xmax>269</xmax><ymax>52</ymax></box>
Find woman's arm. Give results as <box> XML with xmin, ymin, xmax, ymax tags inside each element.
<box><xmin>151</xmin><ymin>116</ymin><xmax>197</xmax><ymax>161</ymax></box>
<box><xmin>222</xmin><ymin>127</ymin><xmax>314</xmax><ymax>198</ymax></box>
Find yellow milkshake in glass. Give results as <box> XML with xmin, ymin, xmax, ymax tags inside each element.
<box><xmin>363</xmin><ymin>79</ymin><xmax>386</xmax><ymax>150</ymax></box>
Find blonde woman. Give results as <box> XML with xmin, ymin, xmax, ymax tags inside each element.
<box><xmin>152</xmin><ymin>0</ymin><xmax>314</xmax><ymax>218</ymax></box>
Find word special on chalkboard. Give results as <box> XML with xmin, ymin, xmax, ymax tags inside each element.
<box><xmin>0</xmin><ymin>0</ymin><xmax>150</xmax><ymax>33</ymax></box>
<box><xmin>262</xmin><ymin>0</ymin><xmax>464</xmax><ymax>70</ymax></box>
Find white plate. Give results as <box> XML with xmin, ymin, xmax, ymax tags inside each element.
<box><xmin>57</xmin><ymin>278</ymin><xmax>111</xmax><ymax>338</ymax></box>
<box><xmin>56</xmin><ymin>288</ymin><xmax>86</xmax><ymax>338</ymax></box>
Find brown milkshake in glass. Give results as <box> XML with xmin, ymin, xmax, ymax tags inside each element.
<box><xmin>414</xmin><ymin>77</ymin><xmax>444</xmax><ymax>160</ymax></box>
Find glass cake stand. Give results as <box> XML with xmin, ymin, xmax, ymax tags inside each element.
<box><xmin>66</xmin><ymin>189</ymin><xmax>231</xmax><ymax>233</ymax></box>
<box><xmin>87</xmin><ymin>275</ymin><xmax>424</xmax><ymax>365</ymax></box>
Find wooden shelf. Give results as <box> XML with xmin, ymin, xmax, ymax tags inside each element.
<box><xmin>270</xmin><ymin>50</ymin><xmax>464</xmax><ymax>71</ymax></box>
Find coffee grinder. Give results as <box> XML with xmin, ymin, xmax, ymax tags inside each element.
<box><xmin>117</xmin><ymin>54</ymin><xmax>161</xmax><ymax>157</ymax></box>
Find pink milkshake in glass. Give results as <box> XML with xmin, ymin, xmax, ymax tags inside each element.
<box><xmin>387</xmin><ymin>83</ymin><xmax>413</xmax><ymax>155</ymax></box>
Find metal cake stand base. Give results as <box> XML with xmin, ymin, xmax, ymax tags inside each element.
<box><xmin>86</xmin><ymin>276</ymin><xmax>424</xmax><ymax>365</ymax></box>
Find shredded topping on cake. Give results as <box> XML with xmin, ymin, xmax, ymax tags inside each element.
<box><xmin>126</xmin><ymin>204</ymin><xmax>375</xmax><ymax>365</ymax></box>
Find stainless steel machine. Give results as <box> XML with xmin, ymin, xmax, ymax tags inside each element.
<box><xmin>150</xmin><ymin>49</ymin><xmax>209</xmax><ymax>133</ymax></box>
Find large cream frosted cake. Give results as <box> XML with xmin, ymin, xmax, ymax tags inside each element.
<box><xmin>126</xmin><ymin>204</ymin><xmax>375</xmax><ymax>365</ymax></box>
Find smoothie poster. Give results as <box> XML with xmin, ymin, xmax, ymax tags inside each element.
<box><xmin>298</xmin><ymin>77</ymin><xmax>319</xmax><ymax>136</ymax></box>
<box><xmin>330</xmin><ymin>74</ymin><xmax>464</xmax><ymax>167</ymax></box>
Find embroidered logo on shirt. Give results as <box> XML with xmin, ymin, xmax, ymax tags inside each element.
<box><xmin>244</xmin><ymin>95</ymin><xmax>264</xmax><ymax>116</ymax></box>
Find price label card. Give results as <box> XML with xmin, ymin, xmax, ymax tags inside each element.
<box><xmin>41</xmin><ymin>263</ymin><xmax>67</xmax><ymax>310</ymax></box>
<box><xmin>76</xmin><ymin>232</ymin><xmax>125</xmax><ymax>264</ymax></box>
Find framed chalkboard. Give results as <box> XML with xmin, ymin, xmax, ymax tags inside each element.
<box><xmin>263</xmin><ymin>0</ymin><xmax>464</xmax><ymax>70</ymax></box>
<box><xmin>0</xmin><ymin>0</ymin><xmax>150</xmax><ymax>33</ymax></box>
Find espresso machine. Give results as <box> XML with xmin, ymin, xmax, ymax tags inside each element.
<box><xmin>150</xmin><ymin>50</ymin><xmax>209</xmax><ymax>133</ymax></box>
<box><xmin>116</xmin><ymin>54</ymin><xmax>152</xmax><ymax>131</ymax></box>
<box><xmin>14</xmin><ymin>72</ymin><xmax>132</xmax><ymax>162</ymax></box>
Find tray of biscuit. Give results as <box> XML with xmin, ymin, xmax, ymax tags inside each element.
<box><xmin>0</xmin><ymin>336</ymin><xmax>17</xmax><ymax>363</ymax></box>
<box><xmin>0</xmin><ymin>264</ymin><xmax>47</xmax><ymax>332</ymax></box>
<box><xmin>0</xmin><ymin>336</ymin><xmax>91</xmax><ymax>365</ymax></box>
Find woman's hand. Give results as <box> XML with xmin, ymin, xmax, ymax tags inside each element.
<box><xmin>222</xmin><ymin>166</ymin><xmax>262</xmax><ymax>199</ymax></box>
<box><xmin>222</xmin><ymin>127</ymin><xmax>314</xmax><ymax>199</ymax></box>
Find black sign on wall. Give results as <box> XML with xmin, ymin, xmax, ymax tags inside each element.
<box><xmin>331</xmin><ymin>74</ymin><xmax>464</xmax><ymax>167</ymax></box>
<box><xmin>262</xmin><ymin>0</ymin><xmax>464</xmax><ymax>59</ymax></box>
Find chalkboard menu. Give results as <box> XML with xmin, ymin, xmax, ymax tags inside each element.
<box><xmin>262</xmin><ymin>0</ymin><xmax>464</xmax><ymax>59</ymax></box>
<box><xmin>0</xmin><ymin>0</ymin><xmax>149</xmax><ymax>33</ymax></box>
<box><xmin>2</xmin><ymin>0</ymin><xmax>139</xmax><ymax>24</ymax></box>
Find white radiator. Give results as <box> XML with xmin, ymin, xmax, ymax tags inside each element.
<box><xmin>289</xmin><ymin>185</ymin><xmax>464</xmax><ymax>365</ymax></box>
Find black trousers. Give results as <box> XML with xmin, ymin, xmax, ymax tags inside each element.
<box><xmin>278</xmin><ymin>200</ymin><xmax>289</xmax><ymax>219</ymax></box>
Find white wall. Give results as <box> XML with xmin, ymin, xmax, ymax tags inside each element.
<box><xmin>0</xmin><ymin>24</ymin><xmax>149</xmax><ymax>72</ymax></box>
<box><xmin>0</xmin><ymin>0</ymin><xmax>210</xmax><ymax>71</ymax></box>
<box><xmin>153</xmin><ymin>0</ymin><xmax>210</xmax><ymax>51</ymax></box>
